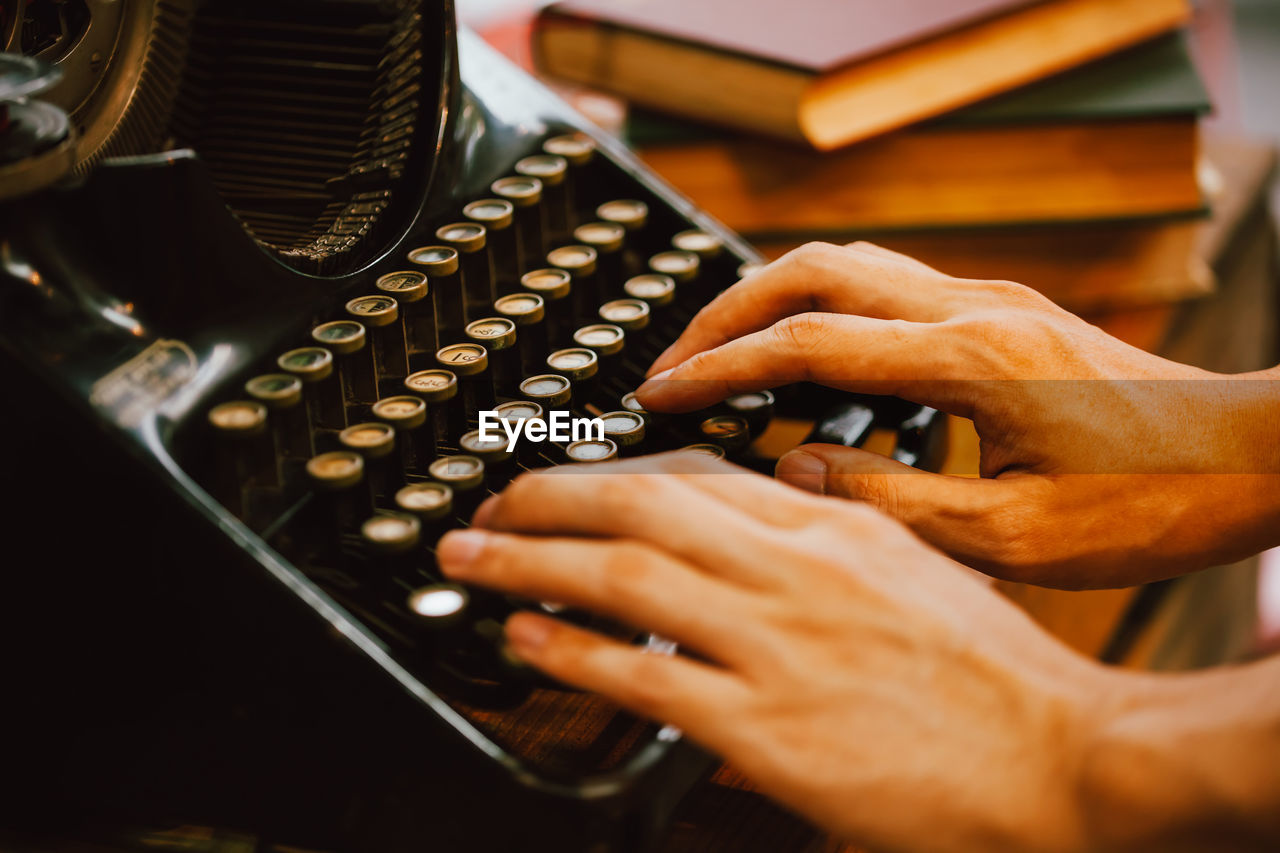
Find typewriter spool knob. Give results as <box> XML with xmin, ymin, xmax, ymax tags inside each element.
<box><xmin>0</xmin><ymin>53</ymin><xmax>75</xmax><ymax>200</ymax></box>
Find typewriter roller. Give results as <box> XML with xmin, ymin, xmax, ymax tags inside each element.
<box><xmin>0</xmin><ymin>2</ymin><xmax>946</xmax><ymax>850</ymax></box>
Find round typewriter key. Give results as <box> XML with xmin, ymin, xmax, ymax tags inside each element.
<box><xmin>565</xmin><ymin>438</ymin><xmax>618</xmax><ymax>464</ymax></box>
<box><xmin>373</xmin><ymin>395</ymin><xmax>434</xmax><ymax>474</ymax></box>
<box><xmin>544</xmin><ymin>133</ymin><xmax>596</xmax><ymax>166</ymax></box>
<box><xmin>361</xmin><ymin>512</ymin><xmax>422</xmax><ymax>580</ymax></box>
<box><xmin>406</xmin><ymin>368</ymin><xmax>462</xmax><ymax>444</ymax></box>
<box><xmin>517</xmin><ymin>154</ymin><xmax>570</xmax><ymax>237</ymax></box>
<box><xmin>279</xmin><ymin>347</ymin><xmax>345</xmax><ymax>431</ymax></box>
<box><xmin>649</xmin><ymin>249</ymin><xmax>701</xmax><ymax>284</ymax></box>
<box><xmin>725</xmin><ymin>389</ymin><xmax>776</xmax><ymax>437</ymax></box>
<box><xmin>429</xmin><ymin>454</ymin><xmax>487</xmax><ymax>518</ymax></box>
<box><xmin>407</xmin><ymin>583</ymin><xmax>470</xmax><ymax>630</ymax></box>
<box><xmin>460</xmin><ymin>429</ymin><xmax>514</xmax><ymax>486</ymax></box>
<box><xmin>547</xmin><ymin>244</ymin><xmax>599</xmax><ymax>321</ymax></box>
<box><xmin>597</xmin><ymin>199</ymin><xmax>648</xmax><ymax>232</ymax></box>
<box><xmin>465</xmin><ymin>199</ymin><xmax>519</xmax><ymax>291</ymax></box>
<box><xmin>209</xmin><ymin>400</ymin><xmax>274</xmax><ymax>512</ymax></box>
<box><xmin>672</xmin><ymin>229</ymin><xmax>724</xmax><ymax>260</ymax></box>
<box><xmin>599</xmin><ymin>298</ymin><xmax>650</xmax><ymax>333</ymax></box>
<box><xmin>341</xmin><ymin>421</ymin><xmax>400</xmax><ymax>501</ymax></box>
<box><xmin>573</xmin><ymin>323</ymin><xmax>625</xmax><ymax>357</ymax></box>
<box><xmin>377</xmin><ymin>270</ymin><xmax>437</xmax><ymax>359</ymax></box>
<box><xmin>495</xmin><ymin>292</ymin><xmax>548</xmax><ymax>375</ymax></box>
<box><xmin>347</xmin><ymin>294</ymin><xmax>410</xmax><ymax>380</ymax></box>
<box><xmin>520</xmin><ymin>373</ymin><xmax>572</xmax><ymax>410</ymax></box>
<box><xmin>493</xmin><ymin>175</ymin><xmax>547</xmax><ymax>272</ymax></box>
<box><xmin>620</xmin><ymin>391</ymin><xmax>656</xmax><ymax>426</ymax></box>
<box><xmin>699</xmin><ymin>415</ymin><xmax>751</xmax><ymax>455</ymax></box>
<box><xmin>307</xmin><ymin>450</ymin><xmax>371</xmax><ymax>538</ymax></box>
<box><xmin>396</xmin><ymin>481</ymin><xmax>455</xmax><ymax>526</ymax></box>
<box><xmin>409</xmin><ymin>245</ymin><xmax>466</xmax><ymax>342</ymax></box>
<box><xmin>465</xmin><ymin>317</ymin><xmax>519</xmax><ymax>393</ymax></box>
<box><xmin>624</xmin><ymin>273</ymin><xmax>677</xmax><ymax>309</ymax></box>
<box><xmin>599</xmin><ymin>410</ymin><xmax>646</xmax><ymax>454</ymax></box>
<box><xmin>246</xmin><ymin>373</ymin><xmax>312</xmax><ymax>461</ymax></box>
<box><xmin>313</xmin><ymin>320</ymin><xmax>378</xmax><ymax>406</ymax></box>
<box><xmin>574</xmin><ymin>221</ymin><xmax>626</xmax><ymax>295</ymax></box>
<box><xmin>495</xmin><ymin>399</ymin><xmax>546</xmax><ymax>467</ymax></box>
<box><xmin>679</xmin><ymin>443</ymin><xmax>726</xmax><ymax>459</ymax></box>
<box><xmin>437</xmin><ymin>341</ymin><xmax>494</xmax><ymax>414</ymax></box>
<box><xmin>546</xmin><ymin>347</ymin><xmax>598</xmax><ymax>383</ymax></box>
<box><xmin>521</xmin><ymin>267</ymin><xmax>573</xmax><ymax>346</ymax></box>
<box><xmin>438</xmin><ymin>222</ymin><xmax>496</xmax><ymax>317</ymax></box>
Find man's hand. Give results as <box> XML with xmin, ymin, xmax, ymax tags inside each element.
<box><xmin>634</xmin><ymin>242</ymin><xmax>1280</xmax><ymax>587</ymax></box>
<box><xmin>438</xmin><ymin>454</ymin><xmax>1102</xmax><ymax>852</ymax></box>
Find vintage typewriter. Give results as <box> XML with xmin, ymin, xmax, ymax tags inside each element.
<box><xmin>0</xmin><ymin>2</ymin><xmax>946</xmax><ymax>850</ymax></box>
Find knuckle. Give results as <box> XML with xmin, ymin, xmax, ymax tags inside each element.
<box><xmin>787</xmin><ymin>241</ymin><xmax>845</xmax><ymax>271</ymax></box>
<box><xmin>771</xmin><ymin>312</ymin><xmax>834</xmax><ymax>359</ymax></box>
<box><xmin>597</xmin><ymin>543</ymin><xmax>659</xmax><ymax>600</ymax></box>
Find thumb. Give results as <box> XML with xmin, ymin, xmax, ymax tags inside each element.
<box><xmin>776</xmin><ymin>443</ymin><xmax>1037</xmax><ymax>575</ymax></box>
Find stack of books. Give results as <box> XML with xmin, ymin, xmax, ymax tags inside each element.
<box><xmin>531</xmin><ymin>0</ymin><xmax>1215</xmax><ymax>313</ymax></box>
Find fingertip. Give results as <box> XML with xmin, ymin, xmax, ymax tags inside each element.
<box><xmin>775</xmin><ymin>450</ymin><xmax>826</xmax><ymax>495</ymax></box>
<box><xmin>505</xmin><ymin>611</ymin><xmax>557</xmax><ymax>658</ymax></box>
<box><xmin>471</xmin><ymin>494</ymin><xmax>500</xmax><ymax>528</ymax></box>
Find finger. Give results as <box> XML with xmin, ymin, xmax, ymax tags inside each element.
<box><xmin>646</xmin><ymin>242</ymin><xmax>965</xmax><ymax>377</ymax></box>
<box><xmin>437</xmin><ymin>529</ymin><xmax>765</xmax><ymax>666</ymax></box>
<box><xmin>474</xmin><ymin>467</ymin><xmax>790</xmax><ymax>588</ymax></box>
<box><xmin>637</xmin><ymin>312</ymin><xmax>965</xmax><ymax>414</ymax></box>
<box><xmin>844</xmin><ymin>241</ymin><xmax>945</xmax><ymax>275</ymax></box>
<box><xmin>776</xmin><ymin>444</ymin><xmax>1044</xmax><ymax>576</ymax></box>
<box><xmin>504</xmin><ymin>612</ymin><xmax>753</xmax><ymax>747</ymax></box>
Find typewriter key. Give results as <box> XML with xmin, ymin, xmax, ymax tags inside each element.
<box><xmin>620</xmin><ymin>391</ymin><xmax>652</xmax><ymax>424</ymax></box>
<box><xmin>597</xmin><ymin>199</ymin><xmax>648</xmax><ymax>233</ymax></box>
<box><xmin>404</xmin><ymin>368</ymin><xmax>462</xmax><ymax>444</ymax></box>
<box><xmin>245</xmin><ymin>373</ymin><xmax>312</xmax><ymax>462</ymax></box>
<box><xmin>546</xmin><ymin>347</ymin><xmax>598</xmax><ymax>409</ymax></box>
<box><xmin>648</xmin><ymin>250</ymin><xmax>701</xmax><ymax>285</ymax></box>
<box><xmin>395</xmin><ymin>481</ymin><xmax>455</xmax><ymax>535</ymax></box>
<box><xmin>464</xmin><ymin>199</ymin><xmax>519</xmax><ymax>292</ymax></box>
<box><xmin>516</xmin><ymin>154</ymin><xmax>570</xmax><ymax>238</ymax></box>
<box><xmin>679</xmin><ymin>443</ymin><xmax>727</xmax><ymax>460</ymax></box>
<box><xmin>725</xmin><ymin>390</ymin><xmax>776</xmax><ymax>437</ymax></box>
<box><xmin>494</xmin><ymin>292</ymin><xmax>548</xmax><ymax>376</ymax></box>
<box><xmin>278</xmin><ymin>346</ymin><xmax>346</xmax><ymax>432</ymax></box>
<box><xmin>494</xmin><ymin>399</ymin><xmax>546</xmax><ymax>467</ymax></box>
<box><xmin>699</xmin><ymin>415</ymin><xmax>751</xmax><ymax>456</ymax></box>
<box><xmin>209</xmin><ymin>400</ymin><xmax>275</xmax><ymax>514</ymax></box>
<box><xmin>372</xmin><ymin>395</ymin><xmax>433</xmax><ymax>475</ymax></box>
<box><xmin>376</xmin><ymin>270</ymin><xmax>437</xmax><ymax>358</ymax></box>
<box><xmin>572</xmin><ymin>324</ymin><xmax>625</xmax><ymax>388</ymax></box>
<box><xmin>519</xmin><ymin>373</ymin><xmax>572</xmax><ymax>410</ymax></box>
<box><xmin>544</xmin><ymin>133</ymin><xmax>597</xmax><ymax>219</ymax></box>
<box><xmin>340</xmin><ymin>421</ymin><xmax>401</xmax><ymax>502</ymax></box>
<box><xmin>547</xmin><ymin>244</ymin><xmax>599</xmax><ymax>323</ymax></box>
<box><xmin>346</xmin><ymin>294</ymin><xmax>410</xmax><ymax>380</ymax></box>
<box><xmin>491</xmin><ymin>175</ymin><xmax>546</xmax><ymax>272</ymax></box>
<box><xmin>598</xmin><ymin>299</ymin><xmax>650</xmax><ymax>334</ymax></box>
<box><xmin>408</xmin><ymin>245</ymin><xmax>466</xmax><ymax>342</ymax></box>
<box><xmin>460</xmin><ymin>429</ymin><xmax>514</xmax><ymax>487</ymax></box>
<box><xmin>407</xmin><ymin>583</ymin><xmax>470</xmax><ymax>631</ymax></box>
<box><xmin>599</xmin><ymin>411</ymin><xmax>646</xmax><ymax>455</ymax></box>
<box><xmin>428</xmin><ymin>455</ymin><xmax>487</xmax><ymax>519</ymax></box>
<box><xmin>623</xmin><ymin>274</ymin><xmax>677</xmax><ymax>310</ymax></box>
<box><xmin>437</xmin><ymin>222</ymin><xmax>496</xmax><ymax>319</ymax></box>
<box><xmin>573</xmin><ymin>221</ymin><xmax>625</xmax><ymax>298</ymax></box>
<box><xmin>672</xmin><ymin>229</ymin><xmax>724</xmax><ymax>260</ymax></box>
<box><xmin>312</xmin><ymin>320</ymin><xmax>378</xmax><ymax>406</ymax></box>
<box><xmin>465</xmin><ymin>317</ymin><xmax>519</xmax><ymax>395</ymax></box>
<box><xmin>436</xmin><ymin>342</ymin><xmax>493</xmax><ymax>414</ymax></box>
<box><xmin>306</xmin><ymin>450</ymin><xmax>372</xmax><ymax>538</ymax></box>
<box><xmin>361</xmin><ymin>512</ymin><xmax>422</xmax><ymax>578</ymax></box>
<box><xmin>520</xmin><ymin>268</ymin><xmax>573</xmax><ymax>347</ymax></box>
<box><xmin>565</xmin><ymin>438</ymin><xmax>618</xmax><ymax>464</ymax></box>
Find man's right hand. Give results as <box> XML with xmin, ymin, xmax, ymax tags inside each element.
<box><xmin>635</xmin><ymin>242</ymin><xmax>1280</xmax><ymax>588</ymax></box>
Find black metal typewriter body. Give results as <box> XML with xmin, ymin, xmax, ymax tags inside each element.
<box><xmin>0</xmin><ymin>2</ymin><xmax>946</xmax><ymax>850</ymax></box>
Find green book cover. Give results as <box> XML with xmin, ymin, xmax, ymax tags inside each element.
<box><xmin>627</xmin><ymin>33</ymin><xmax>1211</xmax><ymax>147</ymax></box>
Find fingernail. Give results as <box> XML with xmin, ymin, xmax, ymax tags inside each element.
<box><xmin>506</xmin><ymin>614</ymin><xmax>552</xmax><ymax>654</ymax></box>
<box><xmin>636</xmin><ymin>367</ymin><xmax>673</xmax><ymax>398</ymax></box>
<box><xmin>436</xmin><ymin>529</ymin><xmax>487</xmax><ymax>574</ymax></box>
<box><xmin>646</xmin><ymin>347</ymin><xmax>677</xmax><ymax>377</ymax></box>
<box><xmin>471</xmin><ymin>494</ymin><xmax>499</xmax><ymax>528</ymax></box>
<box><xmin>777</xmin><ymin>450</ymin><xmax>826</xmax><ymax>495</ymax></box>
